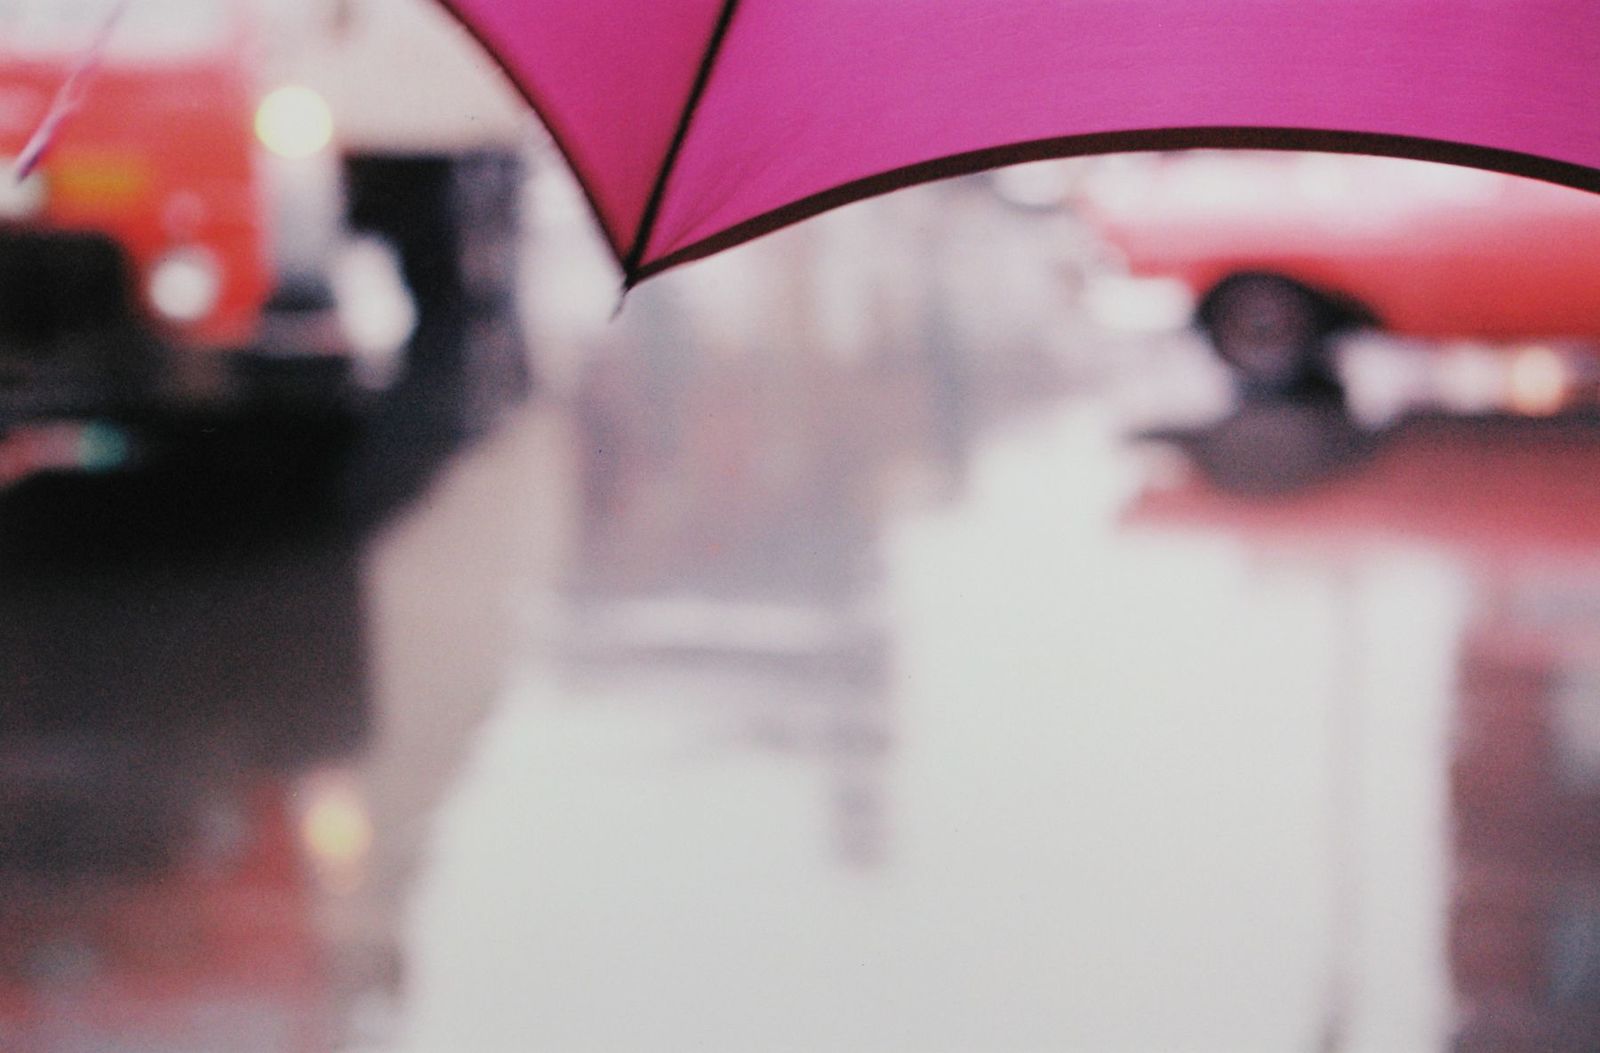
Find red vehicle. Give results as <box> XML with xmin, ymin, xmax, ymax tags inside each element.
<box><xmin>0</xmin><ymin>773</ymin><xmax>338</xmax><ymax>1052</ymax></box>
<box><xmin>0</xmin><ymin>0</ymin><xmax>410</xmax><ymax>478</ymax></box>
<box><xmin>1081</xmin><ymin>151</ymin><xmax>1600</xmax><ymax>406</ymax></box>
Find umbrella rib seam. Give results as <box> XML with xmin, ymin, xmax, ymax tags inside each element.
<box><xmin>623</xmin><ymin>0</ymin><xmax>741</xmax><ymax>284</ymax></box>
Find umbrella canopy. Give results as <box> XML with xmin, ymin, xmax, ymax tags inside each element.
<box><xmin>440</xmin><ymin>0</ymin><xmax>1600</xmax><ymax>285</ymax></box>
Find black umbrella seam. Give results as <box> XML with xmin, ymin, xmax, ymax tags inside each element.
<box><xmin>622</xmin><ymin>0</ymin><xmax>743</xmax><ymax>285</ymax></box>
<box><xmin>629</xmin><ymin>125</ymin><xmax>1600</xmax><ymax>284</ymax></box>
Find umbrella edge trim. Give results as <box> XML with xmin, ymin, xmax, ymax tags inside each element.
<box><xmin>627</xmin><ymin>125</ymin><xmax>1600</xmax><ymax>285</ymax></box>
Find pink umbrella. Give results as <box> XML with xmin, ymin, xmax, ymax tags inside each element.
<box><xmin>440</xmin><ymin>0</ymin><xmax>1600</xmax><ymax>285</ymax></box>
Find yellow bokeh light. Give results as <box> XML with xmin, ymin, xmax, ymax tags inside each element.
<box><xmin>1508</xmin><ymin>345</ymin><xmax>1568</xmax><ymax>417</ymax></box>
<box><xmin>301</xmin><ymin>782</ymin><xmax>373</xmax><ymax>869</ymax></box>
<box><xmin>255</xmin><ymin>85</ymin><xmax>334</xmax><ymax>159</ymax></box>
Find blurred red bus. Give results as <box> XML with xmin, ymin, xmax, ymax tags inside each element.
<box><xmin>0</xmin><ymin>0</ymin><xmax>411</xmax><ymax>477</ymax></box>
<box><xmin>1081</xmin><ymin>152</ymin><xmax>1600</xmax><ymax>407</ymax></box>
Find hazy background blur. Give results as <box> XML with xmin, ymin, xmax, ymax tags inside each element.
<box><xmin>2</xmin><ymin>4</ymin><xmax>1600</xmax><ymax>1051</ymax></box>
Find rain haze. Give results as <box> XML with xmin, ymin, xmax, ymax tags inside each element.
<box><xmin>0</xmin><ymin>2</ymin><xmax>1597</xmax><ymax>1052</ymax></box>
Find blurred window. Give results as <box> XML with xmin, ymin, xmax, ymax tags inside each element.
<box><xmin>1552</xmin><ymin>662</ymin><xmax>1600</xmax><ymax>792</ymax></box>
<box><xmin>1550</xmin><ymin>892</ymin><xmax>1600</xmax><ymax>1006</ymax></box>
<box><xmin>0</xmin><ymin>0</ymin><xmax>230</xmax><ymax>61</ymax></box>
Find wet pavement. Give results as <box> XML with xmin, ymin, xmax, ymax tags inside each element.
<box><xmin>3</xmin><ymin>177</ymin><xmax>1600</xmax><ymax>1050</ymax></box>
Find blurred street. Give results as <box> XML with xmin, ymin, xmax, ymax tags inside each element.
<box><xmin>1</xmin><ymin>155</ymin><xmax>1599</xmax><ymax>1053</ymax></box>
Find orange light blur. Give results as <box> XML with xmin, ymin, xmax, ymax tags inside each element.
<box><xmin>1508</xmin><ymin>346</ymin><xmax>1568</xmax><ymax>416</ymax></box>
